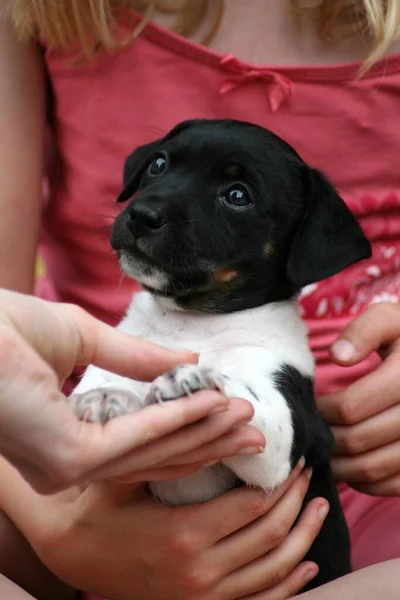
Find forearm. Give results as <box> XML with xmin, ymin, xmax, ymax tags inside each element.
<box><xmin>0</xmin><ymin>16</ymin><xmax>45</xmax><ymax>293</ymax></box>
<box><xmin>297</xmin><ymin>560</ymin><xmax>400</xmax><ymax>599</ymax></box>
<box><xmin>0</xmin><ymin>574</ymin><xmax>35</xmax><ymax>599</ymax></box>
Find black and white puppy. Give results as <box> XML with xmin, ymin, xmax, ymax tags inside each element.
<box><xmin>71</xmin><ymin>119</ymin><xmax>371</xmax><ymax>590</ymax></box>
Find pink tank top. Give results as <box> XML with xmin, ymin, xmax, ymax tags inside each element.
<box><xmin>39</xmin><ymin>16</ymin><xmax>400</xmax><ymax>396</ymax></box>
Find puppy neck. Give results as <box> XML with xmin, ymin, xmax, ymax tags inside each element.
<box><xmin>130</xmin><ymin>289</ymin><xmax>302</xmax><ymax>330</ymax></box>
<box><xmin>142</xmin><ymin>275</ymin><xmax>296</xmax><ymax>314</ymax></box>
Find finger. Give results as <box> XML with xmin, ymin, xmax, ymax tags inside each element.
<box><xmin>63</xmin><ymin>304</ymin><xmax>199</xmax><ymax>381</ymax></box>
<box><xmin>113</xmin><ymin>425</ymin><xmax>265</xmax><ymax>481</ymax></box>
<box><xmin>317</xmin><ymin>353</ymin><xmax>400</xmax><ymax>425</ymax></box>
<box><xmin>191</xmin><ymin>457</ymin><xmax>305</xmax><ymax>545</ymax></box>
<box><xmin>68</xmin><ymin>391</ymin><xmax>229</xmax><ymax>482</ymax></box>
<box><xmin>213</xmin><ymin>468</ymin><xmax>313</xmax><ymax>574</ymax></box>
<box><xmin>330</xmin><ymin>302</ymin><xmax>400</xmax><ymax>365</ymax></box>
<box><xmin>332</xmin><ymin>403</ymin><xmax>400</xmax><ymax>455</ymax></box>
<box><xmin>89</xmin><ymin>398</ymin><xmax>255</xmax><ymax>480</ymax></box>
<box><xmin>240</xmin><ymin>562</ymin><xmax>319</xmax><ymax>600</ymax></box>
<box><xmin>217</xmin><ymin>498</ymin><xmax>329</xmax><ymax>599</ymax></box>
<box><xmin>156</xmin><ymin>425</ymin><xmax>265</xmax><ymax>467</ymax></box>
<box><xmin>353</xmin><ymin>473</ymin><xmax>400</xmax><ymax>496</ymax></box>
<box><xmin>331</xmin><ymin>439</ymin><xmax>400</xmax><ymax>484</ymax></box>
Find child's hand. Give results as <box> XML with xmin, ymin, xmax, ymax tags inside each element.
<box><xmin>4</xmin><ymin>458</ymin><xmax>324</xmax><ymax>600</ymax></box>
<box><xmin>317</xmin><ymin>302</ymin><xmax>400</xmax><ymax>496</ymax></box>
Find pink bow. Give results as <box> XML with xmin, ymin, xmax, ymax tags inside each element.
<box><xmin>219</xmin><ymin>54</ymin><xmax>293</xmax><ymax>112</ymax></box>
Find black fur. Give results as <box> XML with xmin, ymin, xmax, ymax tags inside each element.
<box><xmin>273</xmin><ymin>365</ymin><xmax>335</xmax><ymax>469</ymax></box>
<box><xmin>274</xmin><ymin>364</ymin><xmax>351</xmax><ymax>586</ymax></box>
<box><xmin>112</xmin><ymin>119</ymin><xmax>371</xmax><ymax>313</ymax></box>
<box><xmin>112</xmin><ymin>119</ymin><xmax>371</xmax><ymax>591</ymax></box>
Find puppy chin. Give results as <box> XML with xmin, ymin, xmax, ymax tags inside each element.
<box><xmin>118</xmin><ymin>251</ymin><xmax>169</xmax><ymax>291</ymax></box>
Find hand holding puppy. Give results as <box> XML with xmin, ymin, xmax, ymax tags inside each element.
<box><xmin>317</xmin><ymin>302</ymin><xmax>400</xmax><ymax>496</ymax></box>
<box><xmin>0</xmin><ymin>455</ymin><xmax>325</xmax><ymax>600</ymax></box>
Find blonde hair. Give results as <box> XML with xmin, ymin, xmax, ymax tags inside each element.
<box><xmin>7</xmin><ymin>0</ymin><xmax>400</xmax><ymax>70</ymax></box>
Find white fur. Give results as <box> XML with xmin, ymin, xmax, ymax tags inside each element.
<box><xmin>119</xmin><ymin>252</ymin><xmax>169</xmax><ymax>291</ymax></box>
<box><xmin>73</xmin><ymin>291</ymin><xmax>314</xmax><ymax>504</ymax></box>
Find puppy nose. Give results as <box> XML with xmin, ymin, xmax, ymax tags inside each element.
<box><xmin>126</xmin><ymin>203</ymin><xmax>166</xmax><ymax>238</ymax></box>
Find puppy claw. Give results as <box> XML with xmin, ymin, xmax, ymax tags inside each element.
<box><xmin>146</xmin><ymin>365</ymin><xmax>230</xmax><ymax>406</ymax></box>
<box><xmin>154</xmin><ymin>389</ymin><xmax>165</xmax><ymax>405</ymax></box>
<box><xmin>82</xmin><ymin>407</ymin><xmax>92</xmax><ymax>422</ymax></box>
<box><xmin>210</xmin><ymin>377</ymin><xmax>227</xmax><ymax>396</ymax></box>
<box><xmin>181</xmin><ymin>381</ymin><xmax>193</xmax><ymax>397</ymax></box>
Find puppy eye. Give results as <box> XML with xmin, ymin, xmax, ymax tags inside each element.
<box><xmin>221</xmin><ymin>185</ymin><xmax>252</xmax><ymax>208</ymax></box>
<box><xmin>148</xmin><ymin>155</ymin><xmax>167</xmax><ymax>176</ymax></box>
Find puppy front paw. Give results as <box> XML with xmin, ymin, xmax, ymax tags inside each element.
<box><xmin>145</xmin><ymin>364</ymin><xmax>229</xmax><ymax>404</ymax></box>
<box><xmin>69</xmin><ymin>388</ymin><xmax>141</xmax><ymax>424</ymax></box>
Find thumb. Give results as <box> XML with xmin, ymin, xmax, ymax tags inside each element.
<box><xmin>331</xmin><ymin>303</ymin><xmax>400</xmax><ymax>365</ymax></box>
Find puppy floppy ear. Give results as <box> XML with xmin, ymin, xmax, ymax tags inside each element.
<box><xmin>117</xmin><ymin>139</ymin><xmax>162</xmax><ymax>203</ymax></box>
<box><xmin>287</xmin><ymin>168</ymin><xmax>371</xmax><ymax>288</ymax></box>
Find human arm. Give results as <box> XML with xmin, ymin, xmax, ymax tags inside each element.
<box><xmin>297</xmin><ymin>560</ymin><xmax>400</xmax><ymax>600</ymax></box>
<box><xmin>317</xmin><ymin>302</ymin><xmax>400</xmax><ymax>495</ymax></box>
<box><xmin>0</xmin><ymin>12</ymin><xmax>45</xmax><ymax>292</ymax></box>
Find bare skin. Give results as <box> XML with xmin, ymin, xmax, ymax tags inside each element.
<box><xmin>0</xmin><ymin>457</ymin><xmax>326</xmax><ymax>600</ymax></box>
<box><xmin>297</xmin><ymin>560</ymin><xmax>400</xmax><ymax>600</ymax></box>
<box><xmin>0</xmin><ymin>575</ymin><xmax>35</xmax><ymax>600</ymax></box>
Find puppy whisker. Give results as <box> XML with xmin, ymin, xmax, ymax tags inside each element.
<box><xmin>92</xmin><ymin>212</ymin><xmax>117</xmax><ymax>221</ymax></box>
<box><xmin>136</xmin><ymin>125</ymin><xmax>168</xmax><ymax>137</ymax></box>
<box><xmin>100</xmin><ymin>191</ymin><xmax>120</xmax><ymax>208</ymax></box>
<box><xmin>92</xmin><ymin>224</ymin><xmax>114</xmax><ymax>235</ymax></box>
<box><xmin>116</xmin><ymin>270</ymin><xmax>126</xmax><ymax>293</ymax></box>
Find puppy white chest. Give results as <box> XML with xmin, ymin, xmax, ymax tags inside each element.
<box><xmin>120</xmin><ymin>292</ymin><xmax>313</xmax><ymax>374</ymax></box>
<box><xmin>73</xmin><ymin>292</ymin><xmax>315</xmax><ymax>504</ymax></box>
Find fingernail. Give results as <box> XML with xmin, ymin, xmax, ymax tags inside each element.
<box><xmin>304</xmin><ymin>565</ymin><xmax>318</xmax><ymax>581</ymax></box>
<box><xmin>233</xmin><ymin>412</ymin><xmax>255</xmax><ymax>426</ymax></box>
<box><xmin>332</xmin><ymin>339</ymin><xmax>356</xmax><ymax>361</ymax></box>
<box><xmin>237</xmin><ymin>445</ymin><xmax>265</xmax><ymax>455</ymax></box>
<box><xmin>210</xmin><ymin>403</ymin><xmax>229</xmax><ymax>415</ymax></box>
<box><xmin>318</xmin><ymin>502</ymin><xmax>330</xmax><ymax>520</ymax></box>
<box><xmin>203</xmin><ymin>460</ymin><xmax>218</xmax><ymax>468</ymax></box>
<box><xmin>304</xmin><ymin>467</ymin><xmax>313</xmax><ymax>481</ymax></box>
<box><xmin>297</xmin><ymin>456</ymin><xmax>306</xmax><ymax>470</ymax></box>
<box><xmin>177</xmin><ymin>350</ymin><xmax>200</xmax><ymax>360</ymax></box>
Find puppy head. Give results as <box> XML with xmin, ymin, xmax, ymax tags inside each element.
<box><xmin>112</xmin><ymin>119</ymin><xmax>371</xmax><ymax>312</ymax></box>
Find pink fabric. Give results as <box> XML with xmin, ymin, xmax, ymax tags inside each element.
<box><xmin>39</xmin><ymin>15</ymin><xmax>400</xmax><ymax>595</ymax></box>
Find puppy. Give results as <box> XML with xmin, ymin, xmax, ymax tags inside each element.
<box><xmin>71</xmin><ymin>119</ymin><xmax>371</xmax><ymax>590</ymax></box>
